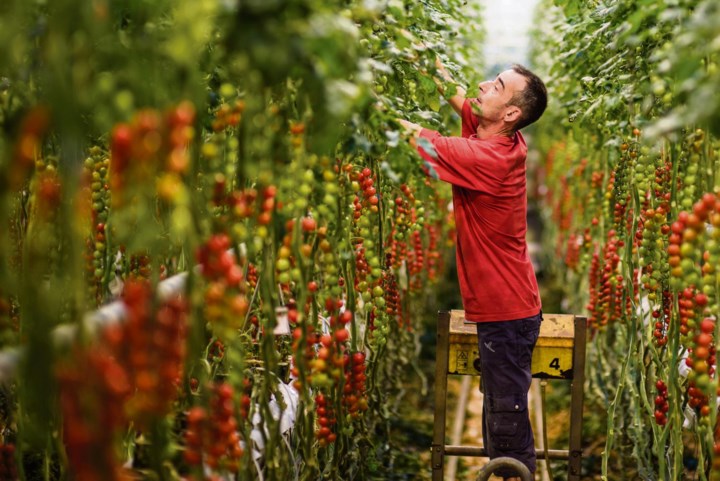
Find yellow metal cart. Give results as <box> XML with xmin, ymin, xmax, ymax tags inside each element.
<box><xmin>431</xmin><ymin>311</ymin><xmax>587</xmax><ymax>480</ymax></box>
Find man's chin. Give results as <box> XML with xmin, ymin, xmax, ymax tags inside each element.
<box><xmin>469</xmin><ymin>98</ymin><xmax>483</xmax><ymax>117</ymax></box>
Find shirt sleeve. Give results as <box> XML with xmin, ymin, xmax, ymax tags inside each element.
<box><xmin>461</xmin><ymin>98</ymin><xmax>481</xmax><ymax>139</ymax></box>
<box><xmin>417</xmin><ymin>128</ymin><xmax>506</xmax><ymax>192</ymax></box>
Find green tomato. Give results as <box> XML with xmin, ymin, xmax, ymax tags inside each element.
<box><xmin>276</xmin><ymin>258</ymin><xmax>290</xmax><ymax>271</ymax></box>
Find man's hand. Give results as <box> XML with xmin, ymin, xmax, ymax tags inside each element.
<box><xmin>433</xmin><ymin>57</ymin><xmax>467</xmax><ymax>117</ymax></box>
<box><xmin>396</xmin><ymin>119</ymin><xmax>423</xmax><ymax>146</ymax></box>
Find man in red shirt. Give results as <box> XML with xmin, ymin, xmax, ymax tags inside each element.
<box><xmin>399</xmin><ymin>62</ymin><xmax>547</xmax><ymax>480</ymax></box>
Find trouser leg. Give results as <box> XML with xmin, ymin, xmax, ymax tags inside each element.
<box><xmin>476</xmin><ymin>312</ymin><xmax>541</xmax><ymax>479</ymax></box>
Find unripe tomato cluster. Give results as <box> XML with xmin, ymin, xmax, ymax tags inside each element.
<box><xmin>636</xmin><ymin>179</ymin><xmax>671</xmax><ymax>301</ymax></box>
<box><xmin>392</xmin><ymin>183</ymin><xmax>415</xmax><ymax>238</ymax></box>
<box><xmin>82</xmin><ymin>147</ymin><xmax>111</xmax><ymax>304</ymax></box>
<box><xmin>668</xmin><ymin>192</ymin><xmax>720</xmax><ymax>295</ymax></box>
<box><xmin>612</xmin><ymin>143</ymin><xmax>632</xmax><ymax>229</ymax></box>
<box><xmin>386</xmin><ymin>184</ymin><xmax>416</xmax><ymax>273</ymax></box>
<box><xmin>183</xmin><ymin>382</ymin><xmax>243</xmax><ymax>474</ymax></box>
<box><xmin>196</xmin><ymin>233</ymin><xmax>249</xmax><ymax>330</ymax></box>
<box><xmin>677</xmin><ymin>287</ymin><xmax>703</xmax><ymax>343</ymax></box>
<box><xmin>316</xmin><ymin>236</ymin><xmax>344</xmax><ymax>306</ymax></box>
<box><xmin>676</xmin><ymin>130</ymin><xmax>705</xmax><ymax>212</ymax></box>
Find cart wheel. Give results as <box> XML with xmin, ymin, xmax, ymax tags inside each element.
<box><xmin>475</xmin><ymin>457</ymin><xmax>532</xmax><ymax>481</ymax></box>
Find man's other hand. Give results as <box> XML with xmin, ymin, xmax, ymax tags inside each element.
<box><xmin>432</xmin><ymin>57</ymin><xmax>466</xmax><ymax>116</ymax></box>
<box><xmin>397</xmin><ymin>119</ymin><xmax>423</xmax><ymax>138</ymax></box>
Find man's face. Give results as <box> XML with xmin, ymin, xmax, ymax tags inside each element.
<box><xmin>474</xmin><ymin>69</ymin><xmax>527</xmax><ymax>124</ymax></box>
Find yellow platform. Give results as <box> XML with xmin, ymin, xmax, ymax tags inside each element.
<box><xmin>447</xmin><ymin>310</ymin><xmax>575</xmax><ymax>379</ymax></box>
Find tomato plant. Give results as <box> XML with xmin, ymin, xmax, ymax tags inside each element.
<box><xmin>531</xmin><ymin>0</ymin><xmax>720</xmax><ymax>478</ymax></box>
<box><xmin>0</xmin><ymin>0</ymin><xmax>482</xmax><ymax>480</ymax></box>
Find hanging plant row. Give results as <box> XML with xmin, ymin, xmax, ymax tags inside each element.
<box><xmin>531</xmin><ymin>0</ymin><xmax>720</xmax><ymax>479</ymax></box>
<box><xmin>0</xmin><ymin>0</ymin><xmax>485</xmax><ymax>480</ymax></box>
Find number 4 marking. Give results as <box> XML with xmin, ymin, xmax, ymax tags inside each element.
<box><xmin>549</xmin><ymin>358</ymin><xmax>560</xmax><ymax>370</ymax></box>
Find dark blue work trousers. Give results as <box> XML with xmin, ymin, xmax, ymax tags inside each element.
<box><xmin>475</xmin><ymin>311</ymin><xmax>542</xmax><ymax>478</ymax></box>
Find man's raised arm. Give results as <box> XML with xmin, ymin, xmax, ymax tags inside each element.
<box><xmin>433</xmin><ymin>58</ymin><xmax>467</xmax><ymax>117</ymax></box>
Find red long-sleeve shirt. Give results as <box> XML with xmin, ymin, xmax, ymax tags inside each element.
<box><xmin>416</xmin><ymin>99</ymin><xmax>541</xmax><ymax>322</ymax></box>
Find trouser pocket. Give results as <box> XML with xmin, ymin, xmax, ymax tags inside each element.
<box><xmin>486</xmin><ymin>394</ymin><xmax>527</xmax><ymax>450</ymax></box>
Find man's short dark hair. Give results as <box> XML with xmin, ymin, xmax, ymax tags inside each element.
<box><xmin>507</xmin><ymin>64</ymin><xmax>547</xmax><ymax>131</ymax></box>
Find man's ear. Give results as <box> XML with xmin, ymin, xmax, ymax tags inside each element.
<box><xmin>504</xmin><ymin>106</ymin><xmax>522</xmax><ymax>123</ymax></box>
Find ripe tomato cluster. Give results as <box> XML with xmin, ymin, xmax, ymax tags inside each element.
<box><xmin>587</xmin><ymin>230</ymin><xmax>628</xmax><ymax>328</ymax></box>
<box><xmin>386</xmin><ymin>184</ymin><xmax>416</xmax><ymax>272</ymax></box>
<box><xmin>309</xmin><ymin>301</ymin><xmax>351</xmax><ymax>390</ymax></box>
<box><xmin>713</xmin><ymin>422</ymin><xmax>720</xmax><ymax>475</ymax></box>
<box><xmin>0</xmin><ymin>293</ymin><xmax>16</xmax><ymax>339</ymax></box>
<box><xmin>408</xmin><ymin>229</ymin><xmax>424</xmax><ymax>291</ymax></box>
<box><xmin>211</xmin><ymin>100</ymin><xmax>245</xmax><ymax>132</ymax></box>
<box><xmin>56</xmin><ymin>345</ymin><xmax>132</xmax><ymax>481</ymax></box>
<box><xmin>35</xmin><ymin>169</ymin><xmax>62</xmax><ymax>219</ymax></box>
<box><xmin>343</xmin><ymin>351</ymin><xmax>368</xmax><ymax>418</ymax></box>
<box><xmin>0</xmin><ymin>443</ymin><xmax>18</xmax><ymax>481</ymax></box>
<box><xmin>127</xmin><ymin>253</ymin><xmax>152</xmax><ymax>281</ymax></box>
<box><xmin>653</xmin><ymin>380</ymin><xmax>669</xmax><ymax>426</ymax></box>
<box><xmin>685</xmin><ymin>316</ymin><xmax>716</xmax><ymax>408</ymax></box>
<box><xmin>183</xmin><ymin>382</ymin><xmax>243</xmax><ymax>474</ymax></box>
<box><xmin>110</xmin><ymin>102</ymin><xmax>195</xmax><ymax>207</ymax></box>
<box><xmin>291</xmin><ymin>322</ymin><xmax>318</xmax><ymax>392</ymax></box>
<box><xmin>354</xmin><ymin>167</ymin><xmax>379</xmax><ymax>213</ymax></box>
<box><xmin>564</xmin><ymin>232</ymin><xmax>581</xmax><ymax>270</ymax></box>
<box><xmin>426</xmin><ymin>223</ymin><xmax>442</xmax><ymax>282</ymax></box>
<box><xmin>382</xmin><ymin>271</ymin><xmax>402</xmax><ymax>324</ymax></box>
<box><xmin>677</xmin><ymin>287</ymin><xmax>703</xmax><ymax>341</ymax></box>
<box><xmin>117</xmin><ymin>280</ymin><xmax>189</xmax><ymax>427</ymax></box>
<box><xmin>314</xmin><ymin>392</ymin><xmax>337</xmax><ymax>446</ymax></box>
<box><xmin>650</xmin><ymin>291</ymin><xmax>672</xmax><ymax>347</ymax></box>
<box><xmin>9</xmin><ymin>106</ymin><xmax>49</xmax><ymax>190</ymax></box>
<box><xmin>196</xmin><ymin>233</ymin><xmax>249</xmax><ymax>330</ymax></box>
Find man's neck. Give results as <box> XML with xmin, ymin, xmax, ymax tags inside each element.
<box><xmin>475</xmin><ymin>121</ymin><xmax>516</xmax><ymax>140</ymax></box>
